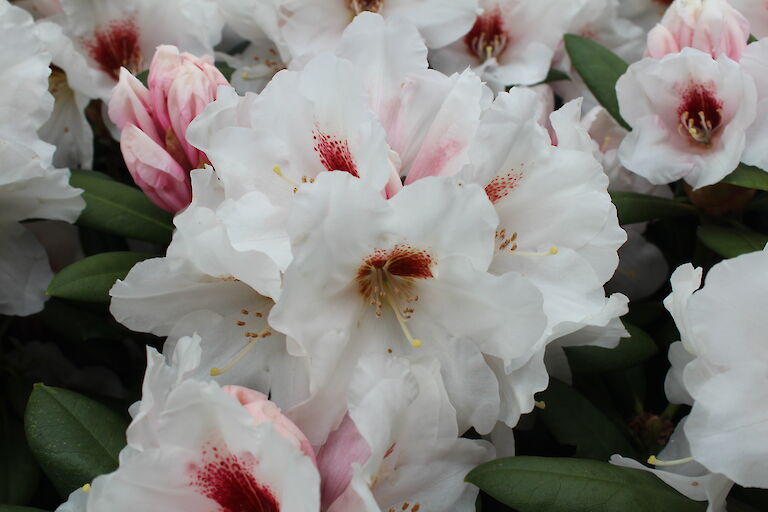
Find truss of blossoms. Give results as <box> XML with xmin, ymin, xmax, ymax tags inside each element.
<box><xmin>1</xmin><ymin>0</ymin><xmax>768</xmax><ymax>511</ymax></box>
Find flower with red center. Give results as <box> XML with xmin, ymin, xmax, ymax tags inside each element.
<box><xmin>74</xmin><ymin>335</ymin><xmax>320</xmax><ymax>512</ymax></box>
<box><xmin>348</xmin><ymin>0</ymin><xmax>384</xmax><ymax>14</ymax></box>
<box><xmin>81</xmin><ymin>18</ymin><xmax>143</xmax><ymax>80</ymax></box>
<box><xmin>617</xmin><ymin>48</ymin><xmax>758</xmax><ymax>189</ymax></box>
<box><xmin>464</xmin><ymin>7</ymin><xmax>509</xmax><ymax>62</ymax></box>
<box><xmin>269</xmin><ymin>171</ymin><xmax>546</xmax><ymax>439</ymax></box>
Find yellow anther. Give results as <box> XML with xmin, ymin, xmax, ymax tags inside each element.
<box><xmin>82</xmin><ymin>483</ymin><xmax>92</xmax><ymax>493</ymax></box>
<box><xmin>549</xmin><ymin>246</ymin><xmax>558</xmax><ymax>255</ymax></box>
<box><xmin>647</xmin><ymin>455</ymin><xmax>694</xmax><ymax>467</ymax></box>
<box><xmin>210</xmin><ymin>327</ymin><xmax>270</xmax><ymax>376</ymax></box>
<box><xmin>272</xmin><ymin>165</ymin><xmax>301</xmax><ymax>192</ymax></box>
<box><xmin>535</xmin><ymin>400</ymin><xmax>546</xmax><ymax>409</ymax></box>
<box><xmin>411</xmin><ymin>339</ymin><xmax>423</xmax><ymax>348</ymax></box>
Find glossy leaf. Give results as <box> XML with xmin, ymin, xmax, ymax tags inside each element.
<box><xmin>47</xmin><ymin>252</ymin><xmax>151</xmax><ymax>303</ymax></box>
<box><xmin>539</xmin><ymin>378</ymin><xmax>638</xmax><ymax>460</ymax></box>
<box><xmin>566</xmin><ymin>323</ymin><xmax>658</xmax><ymax>374</ymax></box>
<box><xmin>466</xmin><ymin>456</ymin><xmax>706</xmax><ymax>512</ymax></box>
<box><xmin>697</xmin><ymin>224</ymin><xmax>768</xmax><ymax>258</ymax></box>
<box><xmin>0</xmin><ymin>418</ymin><xmax>39</xmax><ymax>504</ymax></box>
<box><xmin>69</xmin><ymin>168</ymin><xmax>174</xmax><ymax>244</ymax></box>
<box><xmin>24</xmin><ymin>384</ymin><xmax>127</xmax><ymax>497</ymax></box>
<box><xmin>721</xmin><ymin>163</ymin><xmax>768</xmax><ymax>191</ymax></box>
<box><xmin>611</xmin><ymin>191</ymin><xmax>696</xmax><ymax>225</ymax></box>
<box><xmin>564</xmin><ymin>34</ymin><xmax>630</xmax><ymax>129</ymax></box>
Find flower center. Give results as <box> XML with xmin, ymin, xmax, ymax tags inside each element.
<box><xmin>313</xmin><ymin>130</ymin><xmax>360</xmax><ymax>177</ymax></box>
<box><xmin>81</xmin><ymin>18</ymin><xmax>143</xmax><ymax>80</ymax></box>
<box><xmin>464</xmin><ymin>7</ymin><xmax>509</xmax><ymax>63</ymax></box>
<box><xmin>210</xmin><ymin>307</ymin><xmax>272</xmax><ymax>376</ymax></box>
<box><xmin>356</xmin><ymin>245</ymin><xmax>434</xmax><ymax>348</ymax></box>
<box><xmin>349</xmin><ymin>0</ymin><xmax>383</xmax><ymax>14</ymax></box>
<box><xmin>191</xmin><ymin>445</ymin><xmax>279</xmax><ymax>512</ymax></box>
<box><xmin>677</xmin><ymin>84</ymin><xmax>723</xmax><ymax>148</ymax></box>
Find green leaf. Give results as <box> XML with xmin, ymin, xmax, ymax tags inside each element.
<box><xmin>135</xmin><ymin>70</ymin><xmax>148</xmax><ymax>87</ymax></box>
<box><xmin>697</xmin><ymin>224</ymin><xmax>768</xmax><ymax>258</ymax></box>
<box><xmin>466</xmin><ymin>456</ymin><xmax>706</xmax><ymax>512</ymax></box>
<box><xmin>69</xmin><ymin>168</ymin><xmax>174</xmax><ymax>244</ymax></box>
<box><xmin>566</xmin><ymin>323</ymin><xmax>658</xmax><ymax>374</ymax></box>
<box><xmin>215</xmin><ymin>60</ymin><xmax>236</xmax><ymax>82</ymax></box>
<box><xmin>721</xmin><ymin>163</ymin><xmax>768</xmax><ymax>191</ymax></box>
<box><xmin>38</xmin><ymin>299</ymin><xmax>128</xmax><ymax>342</ymax></box>
<box><xmin>539</xmin><ymin>378</ymin><xmax>638</xmax><ymax>460</ymax></box>
<box><xmin>47</xmin><ymin>252</ymin><xmax>152</xmax><ymax>303</ymax></box>
<box><xmin>24</xmin><ymin>384</ymin><xmax>127</xmax><ymax>497</ymax></box>
<box><xmin>611</xmin><ymin>191</ymin><xmax>696</xmax><ymax>225</ymax></box>
<box><xmin>564</xmin><ymin>34</ymin><xmax>630</xmax><ymax>129</ymax></box>
<box><xmin>0</xmin><ymin>506</ymin><xmax>48</xmax><ymax>512</ymax></box>
<box><xmin>0</xmin><ymin>418</ymin><xmax>39</xmax><ymax>504</ymax></box>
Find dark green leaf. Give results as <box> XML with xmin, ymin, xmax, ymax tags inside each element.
<box><xmin>539</xmin><ymin>378</ymin><xmax>638</xmax><ymax>460</ymax></box>
<box><xmin>697</xmin><ymin>224</ymin><xmax>768</xmax><ymax>258</ymax></box>
<box><xmin>509</xmin><ymin>68</ymin><xmax>570</xmax><ymax>89</ymax></box>
<box><xmin>0</xmin><ymin>419</ymin><xmax>39</xmax><ymax>504</ymax></box>
<box><xmin>466</xmin><ymin>456</ymin><xmax>706</xmax><ymax>512</ymax></box>
<box><xmin>0</xmin><ymin>507</ymin><xmax>48</xmax><ymax>512</ymax></box>
<box><xmin>566</xmin><ymin>323</ymin><xmax>658</xmax><ymax>374</ymax></box>
<box><xmin>69</xmin><ymin>168</ymin><xmax>114</xmax><ymax>181</ymax></box>
<box><xmin>721</xmin><ymin>163</ymin><xmax>768</xmax><ymax>191</ymax></box>
<box><xmin>24</xmin><ymin>384</ymin><xmax>127</xmax><ymax>497</ymax></box>
<box><xmin>749</xmin><ymin>34</ymin><xmax>758</xmax><ymax>44</ymax></box>
<box><xmin>611</xmin><ymin>191</ymin><xmax>696</xmax><ymax>225</ymax></box>
<box><xmin>38</xmin><ymin>299</ymin><xmax>128</xmax><ymax>342</ymax></box>
<box><xmin>564</xmin><ymin>34</ymin><xmax>630</xmax><ymax>129</ymax></box>
<box><xmin>135</xmin><ymin>70</ymin><xmax>148</xmax><ymax>87</ymax></box>
<box><xmin>215</xmin><ymin>60</ymin><xmax>236</xmax><ymax>82</ymax></box>
<box><xmin>47</xmin><ymin>252</ymin><xmax>151</xmax><ymax>303</ymax></box>
<box><xmin>69</xmin><ymin>168</ymin><xmax>174</xmax><ymax>244</ymax></box>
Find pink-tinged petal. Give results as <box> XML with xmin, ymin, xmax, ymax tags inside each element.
<box><xmin>316</xmin><ymin>414</ymin><xmax>371</xmax><ymax>510</ymax></box>
<box><xmin>645</xmin><ymin>25</ymin><xmax>681</xmax><ymax>59</ymax></box>
<box><xmin>148</xmin><ymin>45</ymin><xmax>184</xmax><ymax>133</ymax></box>
<box><xmin>120</xmin><ymin>125</ymin><xmax>191</xmax><ymax>212</ymax></box>
<box><xmin>108</xmin><ymin>68</ymin><xmax>162</xmax><ymax>144</ymax></box>
<box><xmin>222</xmin><ymin>385</ymin><xmax>317</xmax><ymax>465</ymax></box>
<box><xmin>383</xmin><ymin>165</ymin><xmax>403</xmax><ymax>199</ymax></box>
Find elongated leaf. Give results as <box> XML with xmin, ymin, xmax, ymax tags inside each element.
<box><xmin>539</xmin><ymin>378</ymin><xmax>638</xmax><ymax>460</ymax></box>
<box><xmin>611</xmin><ymin>191</ymin><xmax>696</xmax><ymax>225</ymax></box>
<box><xmin>47</xmin><ymin>252</ymin><xmax>151</xmax><ymax>303</ymax></box>
<box><xmin>721</xmin><ymin>163</ymin><xmax>768</xmax><ymax>191</ymax></box>
<box><xmin>69</xmin><ymin>168</ymin><xmax>174</xmax><ymax>244</ymax></box>
<box><xmin>24</xmin><ymin>384</ymin><xmax>127</xmax><ymax>497</ymax></box>
<box><xmin>0</xmin><ymin>419</ymin><xmax>39</xmax><ymax>504</ymax></box>
<box><xmin>466</xmin><ymin>456</ymin><xmax>705</xmax><ymax>512</ymax></box>
<box><xmin>564</xmin><ymin>34</ymin><xmax>630</xmax><ymax>129</ymax></box>
<box><xmin>566</xmin><ymin>323</ymin><xmax>657</xmax><ymax>374</ymax></box>
<box><xmin>698</xmin><ymin>224</ymin><xmax>768</xmax><ymax>258</ymax></box>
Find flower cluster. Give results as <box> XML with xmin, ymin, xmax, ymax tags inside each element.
<box><xmin>2</xmin><ymin>0</ymin><xmax>768</xmax><ymax>511</ymax></box>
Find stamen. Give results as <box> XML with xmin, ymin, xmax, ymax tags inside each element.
<box><xmin>82</xmin><ymin>483</ymin><xmax>92</xmax><ymax>493</ymax></box>
<box><xmin>272</xmin><ymin>166</ymin><xmax>300</xmax><ymax>193</ymax></box>
<box><xmin>647</xmin><ymin>455</ymin><xmax>694</xmax><ymax>467</ymax></box>
<box><xmin>535</xmin><ymin>400</ymin><xmax>546</xmax><ymax>409</ymax></box>
<box><xmin>210</xmin><ymin>326</ymin><xmax>270</xmax><ymax>376</ymax></box>
<box><xmin>382</xmin><ymin>277</ymin><xmax>422</xmax><ymax>348</ymax></box>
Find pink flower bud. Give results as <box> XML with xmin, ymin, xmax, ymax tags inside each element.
<box><xmin>315</xmin><ymin>414</ymin><xmax>371</xmax><ymax>510</ymax></box>
<box><xmin>108</xmin><ymin>45</ymin><xmax>230</xmax><ymax>213</ymax></box>
<box><xmin>222</xmin><ymin>385</ymin><xmax>317</xmax><ymax>465</ymax></box>
<box><xmin>646</xmin><ymin>0</ymin><xmax>750</xmax><ymax>61</ymax></box>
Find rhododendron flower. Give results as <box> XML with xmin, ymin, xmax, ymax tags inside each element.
<box><xmin>740</xmin><ymin>38</ymin><xmax>768</xmax><ymax>170</ymax></box>
<box><xmin>317</xmin><ymin>356</ymin><xmax>494</xmax><ymax>511</ymax></box>
<box><xmin>617</xmin><ymin>48</ymin><xmax>759</xmax><ymax>189</ymax></box>
<box><xmin>661</xmin><ymin>248</ymin><xmax>768</xmax><ymax>487</ymax></box>
<box><xmin>431</xmin><ymin>0</ymin><xmax>589</xmax><ymax>87</ymax></box>
<box><xmin>277</xmin><ymin>0</ymin><xmax>478</xmax><ymax>60</ymax></box>
<box><xmin>645</xmin><ymin>0</ymin><xmax>750</xmax><ymax>60</ymax></box>
<box><xmin>65</xmin><ymin>335</ymin><xmax>320</xmax><ymax>511</ymax></box>
<box><xmin>0</xmin><ymin>1</ymin><xmax>83</xmax><ymax>316</ymax></box>
<box><xmin>108</xmin><ymin>46</ymin><xmax>229</xmax><ymax>212</ymax></box>
<box><xmin>269</xmin><ymin>171</ymin><xmax>547</xmax><ymax>439</ymax></box>
<box><xmin>730</xmin><ymin>0</ymin><xmax>768</xmax><ymax>37</ymax></box>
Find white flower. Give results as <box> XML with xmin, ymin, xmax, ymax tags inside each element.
<box><xmin>430</xmin><ymin>0</ymin><xmax>590</xmax><ymax>87</ymax></box>
<box><xmin>455</xmin><ymin>88</ymin><xmax>628</xmax><ymax>413</ymax></box>
<box><xmin>617</xmin><ymin>48</ymin><xmax>757</xmax><ymax>189</ymax></box>
<box><xmin>269</xmin><ymin>171</ymin><xmax>546</xmax><ymax>439</ymax></box>
<box><xmin>0</xmin><ymin>0</ymin><xmax>83</xmax><ymax>316</ymax></box>
<box><xmin>316</xmin><ymin>355</ymin><xmax>494</xmax><ymax>511</ymax></box>
<box><xmin>69</xmin><ymin>335</ymin><xmax>321</xmax><ymax>511</ymax></box>
<box><xmin>611</xmin><ymin>419</ymin><xmax>733</xmax><ymax>512</ymax></box>
<box><xmin>662</xmin><ymin>248</ymin><xmax>768</xmax><ymax>488</ymax></box>
<box><xmin>730</xmin><ymin>0</ymin><xmax>768</xmax><ymax>38</ymax></box>
<box><xmin>277</xmin><ymin>0</ymin><xmax>478</xmax><ymax>61</ymax></box>
<box><xmin>739</xmin><ymin>38</ymin><xmax>768</xmax><ymax>171</ymax></box>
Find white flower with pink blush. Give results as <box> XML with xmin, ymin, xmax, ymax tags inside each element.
<box><xmin>61</xmin><ymin>335</ymin><xmax>320</xmax><ymax>512</ymax></box>
<box><xmin>617</xmin><ymin>48</ymin><xmax>759</xmax><ymax>189</ymax></box>
<box><xmin>645</xmin><ymin>0</ymin><xmax>750</xmax><ymax>60</ymax></box>
<box><xmin>277</xmin><ymin>0</ymin><xmax>478</xmax><ymax>61</ymax></box>
<box><xmin>430</xmin><ymin>0</ymin><xmax>590</xmax><ymax>88</ymax></box>
<box><xmin>730</xmin><ymin>0</ymin><xmax>768</xmax><ymax>37</ymax></box>
<box><xmin>108</xmin><ymin>45</ymin><xmax>230</xmax><ymax>213</ymax></box>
